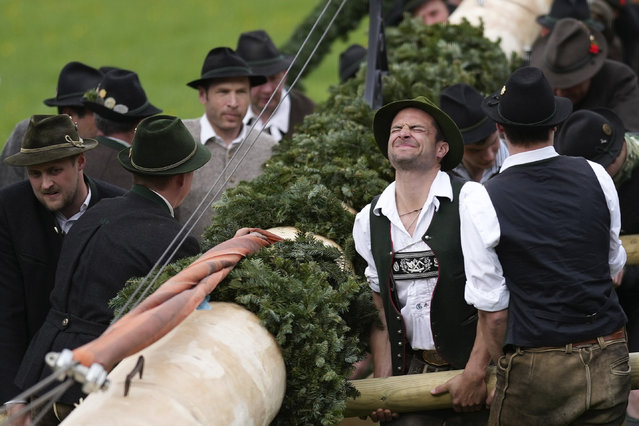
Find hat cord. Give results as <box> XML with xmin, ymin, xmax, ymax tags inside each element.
<box><xmin>128</xmin><ymin>140</ymin><xmax>198</xmax><ymax>172</ymax></box>
<box><xmin>19</xmin><ymin>135</ymin><xmax>85</xmax><ymax>153</ymax></box>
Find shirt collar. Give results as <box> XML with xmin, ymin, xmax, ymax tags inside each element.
<box><xmin>242</xmin><ymin>89</ymin><xmax>290</xmax><ymax>141</ymax></box>
<box><xmin>55</xmin><ymin>185</ymin><xmax>92</xmax><ymax>234</ymax></box>
<box><xmin>199</xmin><ymin>114</ymin><xmax>246</xmax><ymax>148</ymax></box>
<box><xmin>500</xmin><ymin>145</ymin><xmax>558</xmax><ymax>172</ymax></box>
<box><xmin>373</xmin><ymin>170</ymin><xmax>453</xmax><ymax>217</ymax></box>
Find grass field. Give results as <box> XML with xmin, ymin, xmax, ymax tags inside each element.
<box><xmin>0</xmin><ymin>0</ymin><xmax>368</xmax><ymax>148</ymax></box>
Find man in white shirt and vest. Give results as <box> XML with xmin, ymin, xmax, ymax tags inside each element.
<box><xmin>460</xmin><ymin>66</ymin><xmax>629</xmax><ymax>425</ymax></box>
<box><xmin>353</xmin><ymin>96</ymin><xmax>491</xmax><ymax>425</ymax></box>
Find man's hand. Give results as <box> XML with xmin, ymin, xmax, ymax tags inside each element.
<box><xmin>5</xmin><ymin>403</ymin><xmax>32</xmax><ymax>426</ymax></box>
<box><xmin>430</xmin><ymin>369</ymin><xmax>487</xmax><ymax>412</ymax></box>
<box><xmin>363</xmin><ymin>408</ymin><xmax>399</xmax><ymax>423</ymax></box>
<box><xmin>612</xmin><ymin>268</ymin><xmax>625</xmax><ymax>287</ymax></box>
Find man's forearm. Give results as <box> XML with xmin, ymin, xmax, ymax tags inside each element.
<box><xmin>478</xmin><ymin>309</ymin><xmax>508</xmax><ymax>363</ymax></box>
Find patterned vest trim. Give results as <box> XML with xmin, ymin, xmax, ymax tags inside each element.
<box><xmin>369</xmin><ymin>177</ymin><xmax>477</xmax><ymax>375</ymax></box>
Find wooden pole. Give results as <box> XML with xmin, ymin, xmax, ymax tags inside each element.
<box><xmin>621</xmin><ymin>234</ymin><xmax>639</xmax><ymax>265</ymax></box>
<box><xmin>344</xmin><ymin>352</ymin><xmax>639</xmax><ymax>418</ymax></box>
<box><xmin>61</xmin><ymin>303</ymin><xmax>286</xmax><ymax>426</ymax></box>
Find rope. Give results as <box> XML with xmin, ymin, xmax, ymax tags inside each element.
<box><xmin>8</xmin><ymin>1</ymin><xmax>350</xmax><ymax>414</ymax></box>
<box><xmin>113</xmin><ymin>0</ymin><xmax>348</xmax><ymax>322</ymax></box>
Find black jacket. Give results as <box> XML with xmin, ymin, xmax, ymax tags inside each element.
<box><xmin>15</xmin><ymin>185</ymin><xmax>200</xmax><ymax>404</ymax></box>
<box><xmin>0</xmin><ymin>176</ymin><xmax>124</xmax><ymax>402</ymax></box>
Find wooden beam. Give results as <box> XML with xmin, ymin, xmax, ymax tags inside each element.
<box><xmin>344</xmin><ymin>352</ymin><xmax>639</xmax><ymax>418</ymax></box>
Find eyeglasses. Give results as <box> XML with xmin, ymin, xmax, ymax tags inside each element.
<box><xmin>390</xmin><ymin>122</ymin><xmax>433</xmax><ymax>135</ymax></box>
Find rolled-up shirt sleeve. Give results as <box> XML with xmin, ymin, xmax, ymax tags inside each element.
<box><xmin>459</xmin><ymin>181</ymin><xmax>510</xmax><ymax>312</ymax></box>
<box><xmin>588</xmin><ymin>160</ymin><xmax>627</xmax><ymax>276</ymax></box>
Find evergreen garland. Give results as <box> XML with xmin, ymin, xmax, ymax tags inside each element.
<box><xmin>113</xmin><ymin>16</ymin><xmax>512</xmax><ymax>425</ymax></box>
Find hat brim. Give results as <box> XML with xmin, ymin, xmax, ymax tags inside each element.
<box><xmin>43</xmin><ymin>93</ymin><xmax>86</xmax><ymax>108</ymax></box>
<box><xmin>247</xmin><ymin>56</ymin><xmax>292</xmax><ymax>77</ymax></box>
<box><xmin>588</xmin><ymin>107</ymin><xmax>626</xmax><ymax>167</ymax></box>
<box><xmin>3</xmin><ymin>139</ymin><xmax>98</xmax><ymax>167</ymax></box>
<box><xmin>117</xmin><ymin>140</ymin><xmax>211</xmax><ymax>176</ymax></box>
<box><xmin>85</xmin><ymin>101</ymin><xmax>162</xmax><ymax>121</ymax></box>
<box><xmin>460</xmin><ymin>116</ymin><xmax>498</xmax><ymax>145</ymax></box>
<box><xmin>481</xmin><ymin>93</ymin><xmax>573</xmax><ymax>127</ymax></box>
<box><xmin>536</xmin><ymin>15</ymin><xmax>605</xmax><ymax>32</ymax></box>
<box><xmin>530</xmin><ymin>30</ymin><xmax>607</xmax><ymax>89</ymax></box>
<box><xmin>373</xmin><ymin>99</ymin><xmax>464</xmax><ymax>171</ymax></box>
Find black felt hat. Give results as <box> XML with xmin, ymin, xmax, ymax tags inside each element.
<box><xmin>482</xmin><ymin>66</ymin><xmax>573</xmax><ymax>127</ymax></box>
<box><xmin>339</xmin><ymin>44</ymin><xmax>367</xmax><ymax>82</ymax></box>
<box><xmin>4</xmin><ymin>114</ymin><xmax>98</xmax><ymax>166</ymax></box>
<box><xmin>373</xmin><ymin>96</ymin><xmax>463</xmax><ymax>171</ymax></box>
<box><xmin>43</xmin><ymin>62</ymin><xmax>103</xmax><ymax>107</ymax></box>
<box><xmin>440</xmin><ymin>83</ymin><xmax>497</xmax><ymax>145</ymax></box>
<box><xmin>236</xmin><ymin>30</ymin><xmax>292</xmax><ymax>77</ymax></box>
<box><xmin>83</xmin><ymin>69</ymin><xmax>162</xmax><ymax>121</ymax></box>
<box><xmin>187</xmin><ymin>47</ymin><xmax>266</xmax><ymax>89</ymax></box>
<box><xmin>118</xmin><ymin>115</ymin><xmax>211</xmax><ymax>176</ymax></box>
<box><xmin>536</xmin><ymin>0</ymin><xmax>604</xmax><ymax>32</ymax></box>
<box><xmin>530</xmin><ymin>18</ymin><xmax>607</xmax><ymax>89</ymax></box>
<box><xmin>554</xmin><ymin>107</ymin><xmax>625</xmax><ymax>167</ymax></box>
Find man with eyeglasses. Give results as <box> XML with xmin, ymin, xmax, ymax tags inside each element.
<box><xmin>352</xmin><ymin>96</ymin><xmax>490</xmax><ymax>425</ymax></box>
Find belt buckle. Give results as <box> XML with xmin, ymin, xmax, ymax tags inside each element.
<box><xmin>421</xmin><ymin>350</ymin><xmax>448</xmax><ymax>367</ymax></box>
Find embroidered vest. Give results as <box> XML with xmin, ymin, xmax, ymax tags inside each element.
<box><xmin>369</xmin><ymin>178</ymin><xmax>477</xmax><ymax>375</ymax></box>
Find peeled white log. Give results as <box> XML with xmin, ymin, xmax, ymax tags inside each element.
<box><xmin>449</xmin><ymin>0</ymin><xmax>553</xmax><ymax>58</ymax></box>
<box><xmin>61</xmin><ymin>302</ymin><xmax>286</xmax><ymax>426</ymax></box>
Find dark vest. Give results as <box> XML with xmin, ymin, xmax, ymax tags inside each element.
<box><xmin>485</xmin><ymin>156</ymin><xmax>627</xmax><ymax>348</ymax></box>
<box><xmin>369</xmin><ymin>178</ymin><xmax>477</xmax><ymax>375</ymax></box>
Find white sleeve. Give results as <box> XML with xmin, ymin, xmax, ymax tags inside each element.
<box><xmin>352</xmin><ymin>204</ymin><xmax>381</xmax><ymax>292</ymax></box>
<box><xmin>459</xmin><ymin>181</ymin><xmax>510</xmax><ymax>312</ymax></box>
<box><xmin>587</xmin><ymin>160</ymin><xmax>627</xmax><ymax>276</ymax></box>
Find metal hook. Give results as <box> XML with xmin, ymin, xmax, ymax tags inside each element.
<box><xmin>123</xmin><ymin>356</ymin><xmax>145</xmax><ymax>397</ymax></box>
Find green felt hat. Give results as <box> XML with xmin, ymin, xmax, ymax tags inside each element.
<box><xmin>372</xmin><ymin>96</ymin><xmax>463</xmax><ymax>171</ymax></box>
<box><xmin>4</xmin><ymin>114</ymin><xmax>98</xmax><ymax>166</ymax></box>
<box><xmin>118</xmin><ymin>115</ymin><xmax>211</xmax><ymax>175</ymax></box>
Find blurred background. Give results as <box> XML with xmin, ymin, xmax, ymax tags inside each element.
<box><xmin>0</xmin><ymin>0</ymin><xmax>368</xmax><ymax>147</ymax></box>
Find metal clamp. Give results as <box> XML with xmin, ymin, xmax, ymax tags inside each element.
<box><xmin>45</xmin><ymin>349</ymin><xmax>110</xmax><ymax>394</ymax></box>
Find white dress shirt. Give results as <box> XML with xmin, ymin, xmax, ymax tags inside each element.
<box><xmin>55</xmin><ymin>186</ymin><xmax>92</xmax><ymax>234</ymax></box>
<box><xmin>199</xmin><ymin>114</ymin><xmax>246</xmax><ymax>149</ymax></box>
<box><xmin>243</xmin><ymin>88</ymin><xmax>290</xmax><ymax>142</ymax></box>
<box><xmin>460</xmin><ymin>146</ymin><xmax>627</xmax><ymax>312</ymax></box>
<box><xmin>353</xmin><ymin>171</ymin><xmax>454</xmax><ymax>350</ymax></box>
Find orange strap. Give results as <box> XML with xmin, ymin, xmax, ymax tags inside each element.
<box><xmin>72</xmin><ymin>228</ymin><xmax>282</xmax><ymax>371</ymax></box>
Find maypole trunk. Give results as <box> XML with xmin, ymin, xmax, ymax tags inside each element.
<box><xmin>61</xmin><ymin>302</ymin><xmax>286</xmax><ymax>426</ymax></box>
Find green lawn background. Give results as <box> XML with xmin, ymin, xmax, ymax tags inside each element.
<box><xmin>0</xmin><ymin>0</ymin><xmax>368</xmax><ymax>148</ymax></box>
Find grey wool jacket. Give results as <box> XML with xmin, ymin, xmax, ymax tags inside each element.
<box><xmin>177</xmin><ymin>118</ymin><xmax>276</xmax><ymax>239</ymax></box>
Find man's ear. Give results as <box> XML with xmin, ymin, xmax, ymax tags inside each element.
<box><xmin>436</xmin><ymin>141</ymin><xmax>449</xmax><ymax>161</ymax></box>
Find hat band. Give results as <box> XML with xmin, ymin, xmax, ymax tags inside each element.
<box><xmin>129</xmin><ymin>140</ymin><xmax>198</xmax><ymax>173</ymax></box>
<box><xmin>19</xmin><ymin>135</ymin><xmax>86</xmax><ymax>153</ymax></box>
<box><xmin>544</xmin><ymin>51</ymin><xmax>597</xmax><ymax>74</ymax></box>
<box><xmin>55</xmin><ymin>91</ymin><xmax>85</xmax><ymax>101</ymax></box>
<box><xmin>200</xmin><ymin>66</ymin><xmax>252</xmax><ymax>80</ymax></box>
<box><xmin>459</xmin><ymin>116</ymin><xmax>489</xmax><ymax>133</ymax></box>
<box><xmin>497</xmin><ymin>102</ymin><xmax>558</xmax><ymax>126</ymax></box>
<box><xmin>127</xmin><ymin>100</ymin><xmax>150</xmax><ymax>114</ymax></box>
<box><xmin>247</xmin><ymin>55</ymin><xmax>289</xmax><ymax>67</ymax></box>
